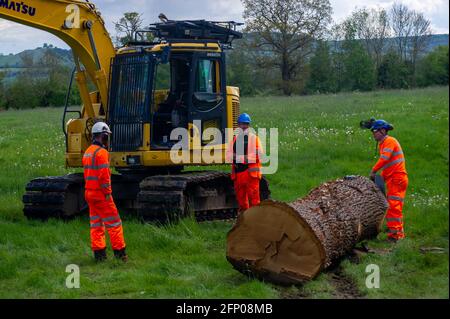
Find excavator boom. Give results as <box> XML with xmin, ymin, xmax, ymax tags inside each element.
<box><xmin>0</xmin><ymin>0</ymin><xmax>115</xmax><ymax>115</ymax></box>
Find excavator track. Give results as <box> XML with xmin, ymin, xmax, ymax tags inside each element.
<box><xmin>22</xmin><ymin>173</ymin><xmax>142</xmax><ymax>220</ymax></box>
<box><xmin>137</xmin><ymin>171</ymin><xmax>270</xmax><ymax>222</ymax></box>
<box><xmin>22</xmin><ymin>171</ymin><xmax>271</xmax><ymax>223</ymax></box>
<box><xmin>23</xmin><ymin>174</ymin><xmax>86</xmax><ymax>220</ymax></box>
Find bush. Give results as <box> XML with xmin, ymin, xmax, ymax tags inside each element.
<box><xmin>0</xmin><ymin>72</ymin><xmax>6</xmax><ymax>109</ymax></box>
<box><xmin>3</xmin><ymin>67</ymin><xmax>80</xmax><ymax>110</ymax></box>
<box><xmin>306</xmin><ymin>41</ymin><xmax>336</xmax><ymax>94</ymax></box>
<box><xmin>416</xmin><ymin>45</ymin><xmax>449</xmax><ymax>87</ymax></box>
<box><xmin>341</xmin><ymin>41</ymin><xmax>376</xmax><ymax>92</ymax></box>
<box><xmin>5</xmin><ymin>76</ymin><xmax>41</xmax><ymax>109</ymax></box>
<box><xmin>377</xmin><ymin>50</ymin><xmax>413</xmax><ymax>89</ymax></box>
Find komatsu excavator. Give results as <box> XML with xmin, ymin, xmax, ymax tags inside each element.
<box><xmin>0</xmin><ymin>0</ymin><xmax>270</xmax><ymax>222</ymax></box>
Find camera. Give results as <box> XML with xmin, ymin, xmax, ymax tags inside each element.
<box><xmin>360</xmin><ymin>118</ymin><xmax>376</xmax><ymax>129</ymax></box>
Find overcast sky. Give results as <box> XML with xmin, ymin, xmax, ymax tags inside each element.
<box><xmin>0</xmin><ymin>0</ymin><xmax>448</xmax><ymax>54</ymax></box>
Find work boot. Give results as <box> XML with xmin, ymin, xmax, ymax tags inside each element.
<box><xmin>94</xmin><ymin>248</ymin><xmax>107</xmax><ymax>262</ymax></box>
<box><xmin>113</xmin><ymin>248</ymin><xmax>128</xmax><ymax>262</ymax></box>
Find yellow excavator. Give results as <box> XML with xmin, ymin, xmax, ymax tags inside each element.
<box><xmin>0</xmin><ymin>0</ymin><xmax>269</xmax><ymax>221</ymax></box>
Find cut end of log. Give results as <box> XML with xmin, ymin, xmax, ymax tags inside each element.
<box><xmin>226</xmin><ymin>200</ymin><xmax>326</xmax><ymax>284</ymax></box>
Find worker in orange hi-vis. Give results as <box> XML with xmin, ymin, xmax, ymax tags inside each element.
<box><xmin>368</xmin><ymin>119</ymin><xmax>408</xmax><ymax>243</ymax></box>
<box><xmin>227</xmin><ymin>113</ymin><xmax>263</xmax><ymax>214</ymax></box>
<box><xmin>82</xmin><ymin>122</ymin><xmax>127</xmax><ymax>262</ymax></box>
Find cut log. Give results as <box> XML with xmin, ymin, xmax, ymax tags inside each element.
<box><xmin>226</xmin><ymin>175</ymin><xmax>388</xmax><ymax>284</ymax></box>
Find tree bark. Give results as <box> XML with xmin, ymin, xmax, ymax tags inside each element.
<box><xmin>226</xmin><ymin>175</ymin><xmax>388</xmax><ymax>284</ymax></box>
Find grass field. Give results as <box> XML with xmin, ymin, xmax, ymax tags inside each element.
<box><xmin>0</xmin><ymin>86</ymin><xmax>448</xmax><ymax>298</ymax></box>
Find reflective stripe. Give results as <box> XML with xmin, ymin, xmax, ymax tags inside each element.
<box><xmin>83</xmin><ymin>153</ymin><xmax>93</xmax><ymax>158</ymax></box>
<box><xmin>392</xmin><ymin>150</ymin><xmax>403</xmax><ymax>156</ymax></box>
<box><xmin>382</xmin><ymin>158</ymin><xmax>405</xmax><ymax>170</ymax></box>
<box><xmin>248</xmin><ymin>167</ymin><xmax>261</xmax><ymax>172</ymax></box>
<box><xmin>105</xmin><ymin>221</ymin><xmax>122</xmax><ymax>228</ymax></box>
<box><xmin>382</xmin><ymin>148</ymin><xmax>394</xmax><ymax>153</ymax></box>
<box><xmin>90</xmin><ymin>215</ymin><xmax>100</xmax><ymax>220</ymax></box>
<box><xmin>92</xmin><ymin>146</ymin><xmax>103</xmax><ymax>167</ymax></box>
<box><xmin>102</xmin><ymin>216</ymin><xmax>119</xmax><ymax>222</ymax></box>
<box><xmin>388</xmin><ymin>195</ymin><xmax>404</xmax><ymax>202</ymax></box>
<box><xmin>90</xmin><ymin>222</ymin><xmax>103</xmax><ymax>228</ymax></box>
<box><xmin>380</xmin><ymin>155</ymin><xmax>390</xmax><ymax>160</ymax></box>
<box><xmin>101</xmin><ymin>183</ymin><xmax>110</xmax><ymax>188</ymax></box>
<box><xmin>386</xmin><ymin>217</ymin><xmax>402</xmax><ymax>222</ymax></box>
<box><xmin>84</xmin><ymin>164</ymin><xmax>110</xmax><ymax>170</ymax></box>
<box><xmin>86</xmin><ymin>176</ymin><xmax>99</xmax><ymax>181</ymax></box>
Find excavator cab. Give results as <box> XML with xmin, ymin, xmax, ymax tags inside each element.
<box><xmin>107</xmin><ymin>20</ymin><xmax>238</xmax><ymax>153</ymax></box>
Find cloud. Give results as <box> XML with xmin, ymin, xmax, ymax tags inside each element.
<box><xmin>0</xmin><ymin>0</ymin><xmax>448</xmax><ymax>54</ymax></box>
<box><xmin>0</xmin><ymin>20</ymin><xmax>67</xmax><ymax>53</ymax></box>
<box><xmin>330</xmin><ymin>0</ymin><xmax>449</xmax><ymax>33</ymax></box>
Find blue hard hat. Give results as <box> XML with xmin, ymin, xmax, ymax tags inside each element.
<box><xmin>237</xmin><ymin>113</ymin><xmax>251</xmax><ymax>124</ymax></box>
<box><xmin>371</xmin><ymin>119</ymin><xmax>393</xmax><ymax>131</ymax></box>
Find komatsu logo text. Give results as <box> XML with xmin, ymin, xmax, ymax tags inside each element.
<box><xmin>0</xmin><ymin>0</ymin><xmax>36</xmax><ymax>17</ymax></box>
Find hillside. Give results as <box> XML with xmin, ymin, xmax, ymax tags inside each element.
<box><xmin>1</xmin><ymin>34</ymin><xmax>448</xmax><ymax>69</ymax></box>
<box><xmin>0</xmin><ymin>46</ymin><xmax>73</xmax><ymax>68</ymax></box>
<box><xmin>0</xmin><ymin>46</ymin><xmax>74</xmax><ymax>83</ymax></box>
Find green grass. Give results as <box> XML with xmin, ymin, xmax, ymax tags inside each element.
<box><xmin>0</xmin><ymin>86</ymin><xmax>448</xmax><ymax>298</ymax></box>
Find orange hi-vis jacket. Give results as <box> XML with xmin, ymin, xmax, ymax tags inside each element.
<box><xmin>227</xmin><ymin>131</ymin><xmax>263</xmax><ymax>180</ymax></box>
<box><xmin>372</xmin><ymin>135</ymin><xmax>407</xmax><ymax>179</ymax></box>
<box><xmin>82</xmin><ymin>143</ymin><xmax>112</xmax><ymax>198</ymax></box>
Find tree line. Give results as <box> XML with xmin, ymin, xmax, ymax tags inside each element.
<box><xmin>228</xmin><ymin>0</ymin><xmax>448</xmax><ymax>96</ymax></box>
<box><xmin>0</xmin><ymin>49</ymin><xmax>81</xmax><ymax>110</ymax></box>
<box><xmin>0</xmin><ymin>0</ymin><xmax>448</xmax><ymax>110</ymax></box>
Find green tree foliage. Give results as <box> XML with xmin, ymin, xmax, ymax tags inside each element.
<box><xmin>336</xmin><ymin>21</ymin><xmax>376</xmax><ymax>92</ymax></box>
<box><xmin>227</xmin><ymin>51</ymin><xmax>257</xmax><ymax>96</ymax></box>
<box><xmin>306</xmin><ymin>41</ymin><xmax>336</xmax><ymax>93</ymax></box>
<box><xmin>377</xmin><ymin>50</ymin><xmax>413</xmax><ymax>89</ymax></box>
<box><xmin>416</xmin><ymin>45</ymin><xmax>449</xmax><ymax>87</ymax></box>
<box><xmin>3</xmin><ymin>48</ymin><xmax>80</xmax><ymax>109</ymax></box>
<box><xmin>341</xmin><ymin>41</ymin><xmax>376</xmax><ymax>91</ymax></box>
<box><xmin>241</xmin><ymin>0</ymin><xmax>332</xmax><ymax>95</ymax></box>
<box><xmin>0</xmin><ymin>71</ymin><xmax>5</xmax><ymax>109</ymax></box>
<box><xmin>114</xmin><ymin>12</ymin><xmax>144</xmax><ymax>46</ymax></box>
<box><xmin>5</xmin><ymin>77</ymin><xmax>41</xmax><ymax>109</ymax></box>
<box><xmin>226</xmin><ymin>37</ymin><xmax>281</xmax><ymax>96</ymax></box>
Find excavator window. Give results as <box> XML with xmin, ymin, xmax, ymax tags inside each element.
<box><xmin>192</xmin><ymin>58</ymin><xmax>223</xmax><ymax>113</ymax></box>
<box><xmin>196</xmin><ymin>59</ymin><xmax>217</xmax><ymax>93</ymax></box>
<box><xmin>109</xmin><ymin>50</ymin><xmax>226</xmax><ymax>151</ymax></box>
<box><xmin>154</xmin><ymin>63</ymin><xmax>170</xmax><ymax>90</ymax></box>
<box><xmin>151</xmin><ymin>54</ymin><xmax>192</xmax><ymax>149</ymax></box>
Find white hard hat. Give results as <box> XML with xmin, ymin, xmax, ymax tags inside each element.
<box><xmin>92</xmin><ymin>122</ymin><xmax>112</xmax><ymax>134</ymax></box>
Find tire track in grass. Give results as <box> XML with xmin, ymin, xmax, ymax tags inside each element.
<box><xmin>327</xmin><ymin>265</ymin><xmax>364</xmax><ymax>299</ymax></box>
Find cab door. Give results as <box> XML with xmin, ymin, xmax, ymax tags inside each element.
<box><xmin>188</xmin><ymin>51</ymin><xmax>227</xmax><ymax>145</ymax></box>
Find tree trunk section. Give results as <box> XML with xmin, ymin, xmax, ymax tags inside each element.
<box><xmin>226</xmin><ymin>176</ymin><xmax>388</xmax><ymax>285</ymax></box>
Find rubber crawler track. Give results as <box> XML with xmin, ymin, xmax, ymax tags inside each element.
<box><xmin>22</xmin><ymin>171</ymin><xmax>271</xmax><ymax>223</ymax></box>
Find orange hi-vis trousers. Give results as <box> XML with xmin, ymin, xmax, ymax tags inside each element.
<box><xmin>234</xmin><ymin>170</ymin><xmax>260</xmax><ymax>213</ymax></box>
<box><xmin>86</xmin><ymin>190</ymin><xmax>126</xmax><ymax>251</ymax></box>
<box><xmin>385</xmin><ymin>173</ymin><xmax>408</xmax><ymax>239</ymax></box>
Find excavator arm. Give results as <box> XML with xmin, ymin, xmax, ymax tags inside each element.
<box><xmin>0</xmin><ymin>0</ymin><xmax>115</xmax><ymax>117</ymax></box>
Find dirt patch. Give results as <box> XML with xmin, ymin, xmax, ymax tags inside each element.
<box><xmin>277</xmin><ymin>286</ymin><xmax>310</xmax><ymax>299</ymax></box>
<box><xmin>327</xmin><ymin>266</ymin><xmax>364</xmax><ymax>299</ymax></box>
<box><xmin>420</xmin><ymin>247</ymin><xmax>446</xmax><ymax>254</ymax></box>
